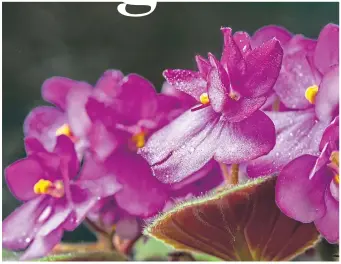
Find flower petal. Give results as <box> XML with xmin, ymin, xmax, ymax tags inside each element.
<box><xmin>94</xmin><ymin>69</ymin><xmax>124</xmax><ymax>98</ymax></box>
<box><xmin>233</xmin><ymin>31</ymin><xmax>251</xmax><ymax>54</ymax></box>
<box><xmin>314</xmin><ymin>187</ymin><xmax>339</xmax><ymax>244</ymax></box>
<box><xmin>53</xmin><ymin>135</ymin><xmax>79</xmax><ymax>178</ymax></box>
<box><xmin>247</xmin><ymin>109</ymin><xmax>328</xmax><ymax>177</ymax></box>
<box><xmin>66</xmin><ymin>82</ymin><xmax>92</xmax><ymax>138</ymax></box>
<box><xmin>106</xmin><ymin>151</ymin><xmax>170</xmax><ymax>218</ymax></box>
<box><xmin>41</xmin><ymin>77</ymin><xmax>79</xmax><ymax>110</ymax></box>
<box><xmin>5</xmin><ymin>157</ymin><xmax>50</xmax><ymax>201</ymax></box>
<box><xmin>276</xmin><ymin>155</ymin><xmax>333</xmax><ymax>223</ymax></box>
<box><xmin>24</xmin><ymin>137</ymin><xmax>47</xmax><ymax>155</ymax></box>
<box><xmin>23</xmin><ymin>106</ymin><xmax>66</xmax><ymax>152</ymax></box>
<box><xmin>115</xmin><ymin>74</ymin><xmax>159</xmax><ymax>125</ymax></box>
<box><xmin>251</xmin><ymin>25</ymin><xmax>292</xmax><ymax>49</ymax></box>
<box><xmin>315</xmin><ymin>65</ymin><xmax>339</xmax><ymax>123</ymax></box>
<box><xmin>163</xmin><ymin>69</ymin><xmax>207</xmax><ymax>101</ymax></box>
<box><xmin>243</xmin><ymin>38</ymin><xmax>283</xmax><ymax>98</ymax></box>
<box><xmin>2</xmin><ymin>196</ymin><xmax>48</xmax><ymax>250</ymax></box>
<box><xmin>141</xmin><ymin>108</ymin><xmax>275</xmax><ymax>183</ymax></box>
<box><xmin>195</xmin><ymin>55</ymin><xmax>211</xmax><ymax>78</ymax></box>
<box><xmin>20</xmin><ymin>227</ymin><xmax>64</xmax><ymax>261</ymax></box>
<box><xmin>314</xmin><ymin>23</ymin><xmax>339</xmax><ymax>75</ymax></box>
<box><xmin>319</xmin><ymin>116</ymin><xmax>339</xmax><ymax>151</ymax></box>
<box><xmin>273</xmin><ymin>52</ymin><xmax>317</xmax><ymax>110</ymax></box>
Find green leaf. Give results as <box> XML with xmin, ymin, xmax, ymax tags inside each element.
<box><xmin>146</xmin><ymin>176</ymin><xmax>320</xmax><ymax>261</ymax></box>
<box><xmin>2</xmin><ymin>249</ymin><xmax>22</xmax><ymax>261</ymax></box>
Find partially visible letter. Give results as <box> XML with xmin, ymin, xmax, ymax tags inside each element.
<box><xmin>117</xmin><ymin>1</ymin><xmax>157</xmax><ymax>17</ymax></box>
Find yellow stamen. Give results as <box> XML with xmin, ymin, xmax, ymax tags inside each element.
<box><xmin>34</xmin><ymin>179</ymin><xmax>52</xmax><ymax>194</ymax></box>
<box><xmin>199</xmin><ymin>93</ymin><xmax>210</xmax><ymax>105</ymax></box>
<box><xmin>305</xmin><ymin>85</ymin><xmax>319</xmax><ymax>104</ymax></box>
<box><xmin>334</xmin><ymin>174</ymin><xmax>339</xmax><ymax>185</ymax></box>
<box><xmin>330</xmin><ymin>151</ymin><xmax>339</xmax><ymax>167</ymax></box>
<box><xmin>132</xmin><ymin>131</ymin><xmax>146</xmax><ymax>148</ymax></box>
<box><xmin>56</xmin><ymin>124</ymin><xmax>72</xmax><ymax>137</ymax></box>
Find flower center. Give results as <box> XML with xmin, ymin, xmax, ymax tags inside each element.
<box><xmin>33</xmin><ymin>179</ymin><xmax>64</xmax><ymax>198</ymax></box>
<box><xmin>305</xmin><ymin>85</ymin><xmax>319</xmax><ymax>104</ymax></box>
<box><xmin>55</xmin><ymin>124</ymin><xmax>78</xmax><ymax>142</ymax></box>
<box><xmin>132</xmin><ymin>131</ymin><xmax>146</xmax><ymax>148</ymax></box>
<box><xmin>199</xmin><ymin>93</ymin><xmax>210</xmax><ymax>105</ymax></box>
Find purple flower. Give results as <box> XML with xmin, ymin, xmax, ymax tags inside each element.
<box><xmin>23</xmin><ymin>70</ymin><xmax>125</xmax><ymax>160</ymax></box>
<box><xmin>139</xmin><ymin>27</ymin><xmax>283</xmax><ymax>183</ymax></box>
<box><xmin>247</xmin><ymin>24</ymin><xmax>339</xmax><ymax>177</ymax></box>
<box><xmin>2</xmin><ymin>136</ymin><xmax>121</xmax><ymax>260</ymax></box>
<box><xmin>276</xmin><ymin>116</ymin><xmax>339</xmax><ymax>243</ymax></box>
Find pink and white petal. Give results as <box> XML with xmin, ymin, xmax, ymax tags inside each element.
<box><xmin>106</xmin><ymin>151</ymin><xmax>170</xmax><ymax>218</ymax></box>
<box><xmin>276</xmin><ymin>155</ymin><xmax>332</xmax><ymax>223</ymax></box>
<box><xmin>163</xmin><ymin>69</ymin><xmax>207</xmax><ymax>101</ymax></box>
<box><xmin>23</xmin><ymin>106</ymin><xmax>67</xmax><ymax>151</ymax></box>
<box><xmin>139</xmin><ymin>106</ymin><xmax>219</xmax><ymax>183</ymax></box>
<box><xmin>285</xmin><ymin>34</ymin><xmax>316</xmax><ymax>55</ymax></box>
<box><xmin>66</xmin><ymin>82</ymin><xmax>93</xmax><ymax>138</ymax></box>
<box><xmin>314</xmin><ymin>188</ymin><xmax>339</xmax><ymax>244</ymax></box>
<box><xmin>5</xmin><ymin>157</ymin><xmax>49</xmax><ymax>201</ymax></box>
<box><xmin>314</xmin><ymin>23</ymin><xmax>339</xmax><ymax>75</ymax></box>
<box><xmin>251</xmin><ymin>25</ymin><xmax>292</xmax><ymax>49</ymax></box>
<box><xmin>2</xmin><ymin>196</ymin><xmax>48</xmax><ymax>250</ymax></box>
<box><xmin>315</xmin><ymin>65</ymin><xmax>339</xmax><ymax>123</ymax></box>
<box><xmin>243</xmin><ymin>39</ymin><xmax>283</xmax><ymax>98</ymax></box>
<box><xmin>42</xmin><ymin>77</ymin><xmax>79</xmax><ymax>111</ymax></box>
<box><xmin>273</xmin><ymin>52</ymin><xmax>316</xmax><ymax>110</ymax></box>
<box><xmin>319</xmin><ymin>116</ymin><xmax>339</xmax><ymax>151</ymax></box>
<box><xmin>247</xmin><ymin>109</ymin><xmax>329</xmax><ymax>178</ymax></box>
<box><xmin>54</xmin><ymin>135</ymin><xmax>79</xmax><ymax>178</ymax></box>
<box><xmin>330</xmin><ymin>180</ymin><xmax>339</xmax><ymax>202</ymax></box>
<box><xmin>214</xmin><ymin>110</ymin><xmax>276</xmax><ymax>164</ymax></box>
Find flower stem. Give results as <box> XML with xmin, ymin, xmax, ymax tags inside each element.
<box><xmin>219</xmin><ymin>163</ymin><xmax>230</xmax><ymax>183</ymax></box>
<box><xmin>231</xmin><ymin>164</ymin><xmax>239</xmax><ymax>185</ymax></box>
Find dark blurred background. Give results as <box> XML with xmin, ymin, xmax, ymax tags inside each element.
<box><xmin>2</xmin><ymin>2</ymin><xmax>339</xmax><ymax>242</ymax></box>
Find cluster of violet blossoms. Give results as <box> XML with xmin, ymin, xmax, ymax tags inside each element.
<box><xmin>3</xmin><ymin>23</ymin><xmax>339</xmax><ymax>260</ymax></box>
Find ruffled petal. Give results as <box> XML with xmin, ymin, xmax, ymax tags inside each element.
<box><xmin>53</xmin><ymin>135</ymin><xmax>79</xmax><ymax>178</ymax></box>
<box><xmin>141</xmin><ymin>107</ymin><xmax>275</xmax><ymax>183</ymax></box>
<box><xmin>65</xmin><ymin>82</ymin><xmax>92</xmax><ymax>138</ymax></box>
<box><xmin>106</xmin><ymin>150</ymin><xmax>170</xmax><ymax>218</ymax></box>
<box><xmin>314</xmin><ymin>23</ymin><xmax>339</xmax><ymax>75</ymax></box>
<box><xmin>5</xmin><ymin>157</ymin><xmax>49</xmax><ymax>201</ymax></box>
<box><xmin>2</xmin><ymin>196</ymin><xmax>48</xmax><ymax>250</ymax></box>
<box><xmin>273</xmin><ymin>51</ymin><xmax>317</xmax><ymax>109</ymax></box>
<box><xmin>314</xmin><ymin>188</ymin><xmax>339</xmax><ymax>243</ymax></box>
<box><xmin>315</xmin><ymin>65</ymin><xmax>339</xmax><ymax>123</ymax></box>
<box><xmin>251</xmin><ymin>25</ymin><xmax>292</xmax><ymax>49</ymax></box>
<box><xmin>247</xmin><ymin>109</ymin><xmax>329</xmax><ymax>177</ymax></box>
<box><xmin>276</xmin><ymin>155</ymin><xmax>332</xmax><ymax>223</ymax></box>
<box><xmin>41</xmin><ymin>77</ymin><xmax>79</xmax><ymax>111</ymax></box>
<box><xmin>243</xmin><ymin>38</ymin><xmax>283</xmax><ymax>98</ymax></box>
<box><xmin>23</xmin><ymin>106</ymin><xmax>66</xmax><ymax>151</ymax></box>
<box><xmin>163</xmin><ymin>69</ymin><xmax>207</xmax><ymax>101</ymax></box>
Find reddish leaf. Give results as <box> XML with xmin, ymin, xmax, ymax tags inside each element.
<box><xmin>146</xmin><ymin>177</ymin><xmax>320</xmax><ymax>261</ymax></box>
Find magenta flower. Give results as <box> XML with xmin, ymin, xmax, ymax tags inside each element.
<box><xmin>247</xmin><ymin>24</ymin><xmax>339</xmax><ymax>177</ymax></box>
<box><xmin>276</xmin><ymin>116</ymin><xmax>339</xmax><ymax>243</ymax></box>
<box><xmin>23</xmin><ymin>69</ymin><xmax>125</xmax><ymax>160</ymax></box>
<box><xmin>139</xmin><ymin>27</ymin><xmax>283</xmax><ymax>183</ymax></box>
<box><xmin>2</xmin><ymin>136</ymin><xmax>121</xmax><ymax>260</ymax></box>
